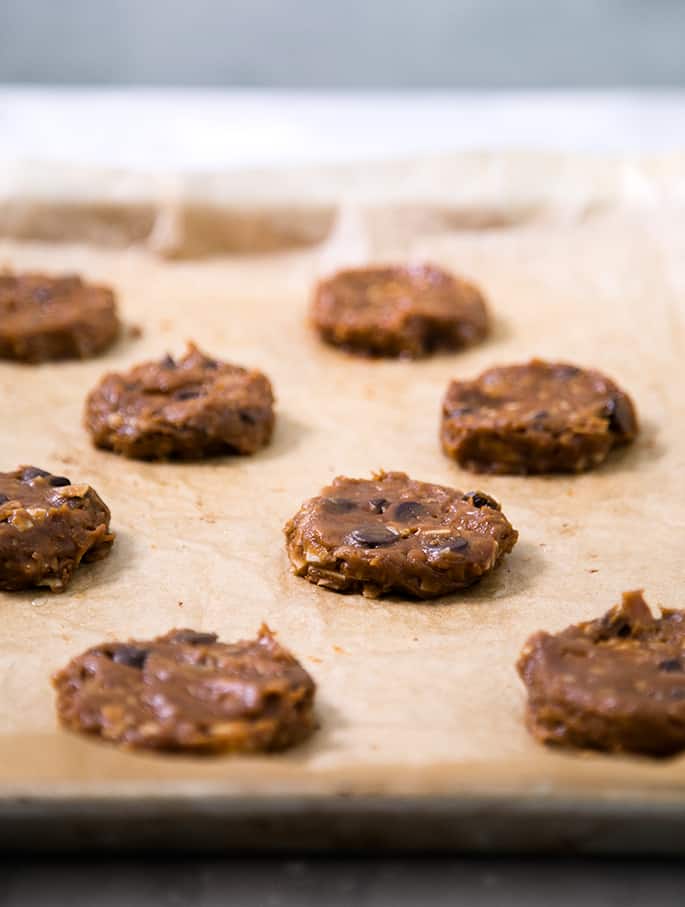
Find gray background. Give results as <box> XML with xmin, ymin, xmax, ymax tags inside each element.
<box><xmin>1</xmin><ymin>0</ymin><xmax>684</xmax><ymax>88</ymax></box>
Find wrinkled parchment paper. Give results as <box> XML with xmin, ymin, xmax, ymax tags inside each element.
<box><xmin>0</xmin><ymin>153</ymin><xmax>684</xmax><ymax>815</ymax></box>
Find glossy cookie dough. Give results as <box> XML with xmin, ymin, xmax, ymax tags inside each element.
<box><xmin>518</xmin><ymin>591</ymin><xmax>685</xmax><ymax>757</ymax></box>
<box><xmin>85</xmin><ymin>342</ymin><xmax>275</xmax><ymax>459</ymax></box>
<box><xmin>311</xmin><ymin>263</ymin><xmax>489</xmax><ymax>358</ymax></box>
<box><xmin>441</xmin><ymin>358</ymin><xmax>638</xmax><ymax>474</ymax></box>
<box><xmin>0</xmin><ymin>466</ymin><xmax>114</xmax><ymax>592</ymax></box>
<box><xmin>0</xmin><ymin>271</ymin><xmax>120</xmax><ymax>362</ymax></box>
<box><xmin>54</xmin><ymin>626</ymin><xmax>317</xmax><ymax>753</ymax></box>
<box><xmin>284</xmin><ymin>470</ymin><xmax>518</xmax><ymax>599</ymax></box>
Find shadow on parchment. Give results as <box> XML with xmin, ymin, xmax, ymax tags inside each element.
<box><xmin>364</xmin><ymin>538</ymin><xmax>546</xmax><ymax>610</ymax></box>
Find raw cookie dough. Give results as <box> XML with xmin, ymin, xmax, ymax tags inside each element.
<box><xmin>311</xmin><ymin>263</ymin><xmax>489</xmax><ymax>358</ymax></box>
<box><xmin>85</xmin><ymin>342</ymin><xmax>275</xmax><ymax>459</ymax></box>
<box><xmin>0</xmin><ymin>271</ymin><xmax>120</xmax><ymax>362</ymax></box>
<box><xmin>518</xmin><ymin>591</ymin><xmax>685</xmax><ymax>757</ymax></box>
<box><xmin>0</xmin><ymin>466</ymin><xmax>114</xmax><ymax>592</ymax></box>
<box><xmin>284</xmin><ymin>470</ymin><xmax>517</xmax><ymax>599</ymax></box>
<box><xmin>441</xmin><ymin>358</ymin><xmax>638</xmax><ymax>474</ymax></box>
<box><xmin>53</xmin><ymin>625</ymin><xmax>317</xmax><ymax>753</ymax></box>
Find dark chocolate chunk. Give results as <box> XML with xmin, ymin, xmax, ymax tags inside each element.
<box><xmin>33</xmin><ymin>286</ymin><xmax>52</xmax><ymax>304</ymax></box>
<box><xmin>604</xmin><ymin>395</ymin><xmax>634</xmax><ymax>436</ymax></box>
<box><xmin>161</xmin><ymin>353</ymin><xmax>176</xmax><ymax>368</ymax></box>
<box><xmin>0</xmin><ymin>493</ymin><xmax>8</xmax><ymax>505</ymax></box>
<box><xmin>347</xmin><ymin>525</ymin><xmax>399</xmax><ymax>548</ymax></box>
<box><xmin>48</xmin><ymin>475</ymin><xmax>71</xmax><ymax>487</ymax></box>
<box><xmin>112</xmin><ymin>646</ymin><xmax>149</xmax><ymax>669</ymax></box>
<box><xmin>555</xmin><ymin>364</ymin><xmax>580</xmax><ymax>378</ymax></box>
<box><xmin>239</xmin><ymin>411</ymin><xmax>256</xmax><ymax>425</ymax></box>
<box><xmin>658</xmin><ymin>658</ymin><xmax>683</xmax><ymax>673</ymax></box>
<box><xmin>368</xmin><ymin>497</ymin><xmax>389</xmax><ymax>514</ymax></box>
<box><xmin>323</xmin><ymin>497</ymin><xmax>357</xmax><ymax>514</ymax></box>
<box><xmin>175</xmin><ymin>387</ymin><xmax>201</xmax><ymax>401</ymax></box>
<box><xmin>169</xmin><ymin>630</ymin><xmax>219</xmax><ymax>645</ymax></box>
<box><xmin>467</xmin><ymin>492</ymin><xmax>498</xmax><ymax>510</ymax></box>
<box><xmin>21</xmin><ymin>467</ymin><xmax>51</xmax><ymax>481</ymax></box>
<box><xmin>394</xmin><ymin>500</ymin><xmax>428</xmax><ymax>521</ymax></box>
<box><xmin>424</xmin><ymin>535</ymin><xmax>469</xmax><ymax>553</ymax></box>
<box><xmin>534</xmin><ymin>410</ymin><xmax>549</xmax><ymax>419</ymax></box>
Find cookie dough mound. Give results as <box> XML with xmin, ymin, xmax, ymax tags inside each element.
<box><xmin>85</xmin><ymin>342</ymin><xmax>275</xmax><ymax>459</ymax></box>
<box><xmin>0</xmin><ymin>466</ymin><xmax>114</xmax><ymax>592</ymax></box>
<box><xmin>284</xmin><ymin>470</ymin><xmax>517</xmax><ymax>599</ymax></box>
<box><xmin>0</xmin><ymin>271</ymin><xmax>120</xmax><ymax>362</ymax></box>
<box><xmin>311</xmin><ymin>263</ymin><xmax>489</xmax><ymax>358</ymax></box>
<box><xmin>518</xmin><ymin>591</ymin><xmax>685</xmax><ymax>757</ymax></box>
<box><xmin>54</xmin><ymin>625</ymin><xmax>317</xmax><ymax>752</ymax></box>
<box><xmin>441</xmin><ymin>358</ymin><xmax>638</xmax><ymax>474</ymax></box>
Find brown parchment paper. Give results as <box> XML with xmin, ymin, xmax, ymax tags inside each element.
<box><xmin>0</xmin><ymin>153</ymin><xmax>684</xmax><ymax>816</ymax></box>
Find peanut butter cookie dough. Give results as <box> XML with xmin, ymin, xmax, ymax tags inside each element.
<box><xmin>284</xmin><ymin>470</ymin><xmax>517</xmax><ymax>599</ymax></box>
<box><xmin>54</xmin><ymin>626</ymin><xmax>317</xmax><ymax>753</ymax></box>
<box><xmin>85</xmin><ymin>342</ymin><xmax>275</xmax><ymax>459</ymax></box>
<box><xmin>441</xmin><ymin>358</ymin><xmax>638</xmax><ymax>474</ymax></box>
<box><xmin>518</xmin><ymin>591</ymin><xmax>685</xmax><ymax>757</ymax></box>
<box><xmin>0</xmin><ymin>271</ymin><xmax>120</xmax><ymax>362</ymax></box>
<box><xmin>311</xmin><ymin>263</ymin><xmax>489</xmax><ymax>358</ymax></box>
<box><xmin>0</xmin><ymin>466</ymin><xmax>113</xmax><ymax>592</ymax></box>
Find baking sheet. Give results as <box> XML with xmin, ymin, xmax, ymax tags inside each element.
<box><xmin>0</xmin><ymin>153</ymin><xmax>684</xmax><ymax>851</ymax></box>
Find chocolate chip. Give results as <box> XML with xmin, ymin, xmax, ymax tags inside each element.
<box><xmin>175</xmin><ymin>387</ymin><xmax>201</xmax><ymax>400</ymax></box>
<box><xmin>424</xmin><ymin>536</ymin><xmax>469</xmax><ymax>554</ymax></box>
<box><xmin>615</xmin><ymin>623</ymin><xmax>631</xmax><ymax>638</ymax></box>
<box><xmin>171</xmin><ymin>630</ymin><xmax>218</xmax><ymax>645</ymax></box>
<box><xmin>534</xmin><ymin>410</ymin><xmax>549</xmax><ymax>419</ymax></box>
<box><xmin>603</xmin><ymin>395</ymin><xmax>634</xmax><ymax>436</ymax></box>
<box><xmin>555</xmin><ymin>365</ymin><xmax>580</xmax><ymax>379</ymax></box>
<box><xmin>394</xmin><ymin>500</ymin><xmax>427</xmax><ymax>521</ymax></box>
<box><xmin>466</xmin><ymin>492</ymin><xmax>498</xmax><ymax>510</ymax></box>
<box><xmin>112</xmin><ymin>646</ymin><xmax>149</xmax><ymax>669</ymax></box>
<box><xmin>324</xmin><ymin>497</ymin><xmax>357</xmax><ymax>514</ymax></box>
<box><xmin>0</xmin><ymin>493</ymin><xmax>8</xmax><ymax>505</ymax></box>
<box><xmin>368</xmin><ymin>497</ymin><xmax>389</xmax><ymax>514</ymax></box>
<box><xmin>33</xmin><ymin>287</ymin><xmax>52</xmax><ymax>304</ymax></box>
<box><xmin>203</xmin><ymin>358</ymin><xmax>219</xmax><ymax>370</ymax></box>
<box><xmin>240</xmin><ymin>411</ymin><xmax>256</xmax><ymax>425</ymax></box>
<box><xmin>48</xmin><ymin>475</ymin><xmax>71</xmax><ymax>487</ymax></box>
<box><xmin>451</xmin><ymin>406</ymin><xmax>473</xmax><ymax>417</ymax></box>
<box><xmin>20</xmin><ymin>467</ymin><xmax>50</xmax><ymax>482</ymax></box>
<box><xmin>347</xmin><ymin>526</ymin><xmax>399</xmax><ymax>548</ymax></box>
<box><xmin>162</xmin><ymin>353</ymin><xmax>176</xmax><ymax>368</ymax></box>
<box><xmin>658</xmin><ymin>658</ymin><xmax>683</xmax><ymax>673</ymax></box>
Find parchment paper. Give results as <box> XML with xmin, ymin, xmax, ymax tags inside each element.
<box><xmin>0</xmin><ymin>153</ymin><xmax>684</xmax><ymax>817</ymax></box>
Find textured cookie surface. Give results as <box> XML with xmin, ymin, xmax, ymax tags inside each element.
<box><xmin>518</xmin><ymin>591</ymin><xmax>685</xmax><ymax>756</ymax></box>
<box><xmin>284</xmin><ymin>470</ymin><xmax>517</xmax><ymax>599</ymax></box>
<box><xmin>0</xmin><ymin>272</ymin><xmax>120</xmax><ymax>362</ymax></box>
<box><xmin>441</xmin><ymin>358</ymin><xmax>638</xmax><ymax>474</ymax></box>
<box><xmin>0</xmin><ymin>466</ymin><xmax>113</xmax><ymax>591</ymax></box>
<box><xmin>54</xmin><ymin>626</ymin><xmax>316</xmax><ymax>753</ymax></box>
<box><xmin>85</xmin><ymin>342</ymin><xmax>275</xmax><ymax>459</ymax></box>
<box><xmin>311</xmin><ymin>264</ymin><xmax>488</xmax><ymax>358</ymax></box>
